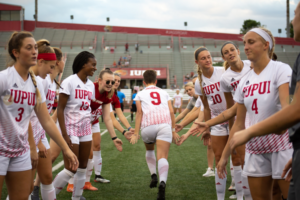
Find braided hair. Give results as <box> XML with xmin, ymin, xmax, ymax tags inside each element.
<box><xmin>72</xmin><ymin>51</ymin><xmax>95</xmax><ymax>74</ymax></box>
<box><xmin>8</xmin><ymin>31</ymin><xmax>42</xmax><ymax>109</ymax></box>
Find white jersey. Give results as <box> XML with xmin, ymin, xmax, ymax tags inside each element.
<box><xmin>134</xmin><ymin>85</ymin><xmax>172</xmax><ymax>129</ymax></box>
<box><xmin>220</xmin><ymin>60</ymin><xmax>252</xmax><ymax>128</ymax></box>
<box><xmin>60</xmin><ymin>74</ymin><xmax>95</xmax><ymax>137</ymax></box>
<box><xmin>234</xmin><ymin>60</ymin><xmax>292</xmax><ymax>154</ymax></box>
<box><xmin>0</xmin><ymin>66</ymin><xmax>45</xmax><ymax>157</ymax></box>
<box><xmin>220</xmin><ymin>60</ymin><xmax>252</xmax><ymax>96</ymax></box>
<box><xmin>30</xmin><ymin>75</ymin><xmax>56</xmax><ymax>146</ymax></box>
<box><xmin>173</xmin><ymin>94</ymin><xmax>183</xmax><ymax>105</ymax></box>
<box><xmin>195</xmin><ymin>97</ymin><xmax>204</xmax><ymax>111</ymax></box>
<box><xmin>195</xmin><ymin>67</ymin><xmax>227</xmax><ymax>120</ymax></box>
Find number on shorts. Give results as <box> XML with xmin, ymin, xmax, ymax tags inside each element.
<box><xmin>150</xmin><ymin>92</ymin><xmax>161</xmax><ymax>105</ymax></box>
<box><xmin>15</xmin><ymin>107</ymin><xmax>24</xmax><ymax>122</ymax></box>
<box><xmin>251</xmin><ymin>99</ymin><xmax>258</xmax><ymax>114</ymax></box>
<box><xmin>211</xmin><ymin>94</ymin><xmax>222</xmax><ymax>104</ymax></box>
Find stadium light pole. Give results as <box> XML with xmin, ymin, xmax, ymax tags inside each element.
<box><xmin>71</xmin><ymin>15</ymin><xmax>74</xmax><ymax>23</ymax></box>
<box><xmin>184</xmin><ymin>22</ymin><xmax>187</xmax><ymax>30</ymax></box>
<box><xmin>35</xmin><ymin>0</ymin><xmax>38</xmax><ymax>28</ymax></box>
<box><xmin>287</xmin><ymin>0</ymin><xmax>290</xmax><ymax>37</ymax></box>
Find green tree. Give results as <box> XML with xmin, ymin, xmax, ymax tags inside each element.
<box><xmin>240</xmin><ymin>19</ymin><xmax>261</xmax><ymax>34</ymax></box>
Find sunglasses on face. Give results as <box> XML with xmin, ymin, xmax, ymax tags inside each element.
<box><xmin>106</xmin><ymin>80</ymin><xmax>115</xmax><ymax>85</ymax></box>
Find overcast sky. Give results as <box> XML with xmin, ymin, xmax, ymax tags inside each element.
<box><xmin>1</xmin><ymin>0</ymin><xmax>299</xmax><ymax>37</ymax></box>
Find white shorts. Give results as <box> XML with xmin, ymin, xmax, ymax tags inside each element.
<box><xmin>174</xmin><ymin>104</ymin><xmax>181</xmax><ymax>108</ymax></box>
<box><xmin>91</xmin><ymin>123</ymin><xmax>100</xmax><ymax>134</ymax></box>
<box><xmin>0</xmin><ymin>151</ymin><xmax>32</xmax><ymax>175</ymax></box>
<box><xmin>69</xmin><ymin>134</ymin><xmax>92</xmax><ymax>145</ymax></box>
<box><xmin>211</xmin><ymin>123</ymin><xmax>229</xmax><ymax>136</ymax></box>
<box><xmin>37</xmin><ymin>137</ymin><xmax>50</xmax><ymax>153</ymax></box>
<box><xmin>141</xmin><ymin>124</ymin><xmax>172</xmax><ymax>144</ymax></box>
<box><xmin>243</xmin><ymin>148</ymin><xmax>293</xmax><ymax>179</ymax></box>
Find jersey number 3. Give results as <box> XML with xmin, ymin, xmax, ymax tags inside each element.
<box><xmin>15</xmin><ymin>107</ymin><xmax>24</xmax><ymax>122</ymax></box>
<box><xmin>150</xmin><ymin>92</ymin><xmax>161</xmax><ymax>105</ymax></box>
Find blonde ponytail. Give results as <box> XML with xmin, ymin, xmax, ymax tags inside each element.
<box><xmin>37</xmin><ymin>39</ymin><xmax>55</xmax><ymax>55</ymax></box>
<box><xmin>29</xmin><ymin>69</ymin><xmax>42</xmax><ymax>109</ymax></box>
<box><xmin>223</xmin><ymin>61</ymin><xmax>230</xmax><ymax>70</ymax></box>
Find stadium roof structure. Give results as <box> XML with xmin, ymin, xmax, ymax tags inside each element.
<box><xmin>0</xmin><ymin>3</ymin><xmax>23</xmax><ymax>11</ymax></box>
<box><xmin>18</xmin><ymin>20</ymin><xmax>299</xmax><ymax>46</ymax></box>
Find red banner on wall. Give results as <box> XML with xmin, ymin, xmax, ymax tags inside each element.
<box><xmin>110</xmin><ymin>68</ymin><xmax>167</xmax><ymax>79</ymax></box>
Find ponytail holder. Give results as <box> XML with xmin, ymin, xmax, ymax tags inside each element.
<box><xmin>37</xmin><ymin>53</ymin><xmax>57</xmax><ymax>61</ymax></box>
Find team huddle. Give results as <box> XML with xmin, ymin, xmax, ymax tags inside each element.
<box><xmin>1</xmin><ymin>3</ymin><xmax>300</xmax><ymax>200</ymax></box>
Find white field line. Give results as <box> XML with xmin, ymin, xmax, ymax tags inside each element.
<box><xmin>52</xmin><ymin>114</ymin><xmax>131</xmax><ymax>172</ymax></box>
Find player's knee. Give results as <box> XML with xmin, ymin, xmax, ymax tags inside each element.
<box><xmin>231</xmin><ymin>156</ymin><xmax>242</xmax><ymax>166</ymax></box>
<box><xmin>214</xmin><ymin>154</ymin><xmax>222</xmax><ymax>163</ymax></box>
<box><xmin>93</xmin><ymin>143</ymin><xmax>100</xmax><ymax>151</ymax></box>
<box><xmin>40</xmin><ymin>173</ymin><xmax>53</xmax><ymax>185</ymax></box>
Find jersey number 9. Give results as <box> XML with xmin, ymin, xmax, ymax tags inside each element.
<box><xmin>150</xmin><ymin>92</ymin><xmax>161</xmax><ymax>105</ymax></box>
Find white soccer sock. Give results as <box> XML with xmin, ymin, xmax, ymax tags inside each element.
<box><xmin>72</xmin><ymin>168</ymin><xmax>87</xmax><ymax>200</ymax></box>
<box><xmin>85</xmin><ymin>159</ymin><xmax>94</xmax><ymax>182</ymax></box>
<box><xmin>146</xmin><ymin>150</ymin><xmax>157</xmax><ymax>175</ymax></box>
<box><xmin>53</xmin><ymin>168</ymin><xmax>74</xmax><ymax>194</ymax></box>
<box><xmin>40</xmin><ymin>183</ymin><xmax>56</xmax><ymax>200</ymax></box>
<box><xmin>158</xmin><ymin>158</ymin><xmax>169</xmax><ymax>184</ymax></box>
<box><xmin>93</xmin><ymin>151</ymin><xmax>102</xmax><ymax>175</ymax></box>
<box><xmin>215</xmin><ymin>168</ymin><xmax>226</xmax><ymax>200</ymax></box>
<box><xmin>230</xmin><ymin>158</ymin><xmax>234</xmax><ymax>181</ymax></box>
<box><xmin>242</xmin><ymin>175</ymin><xmax>252</xmax><ymax>200</ymax></box>
<box><xmin>69</xmin><ymin>176</ymin><xmax>74</xmax><ymax>184</ymax></box>
<box><xmin>233</xmin><ymin>166</ymin><xmax>243</xmax><ymax>200</ymax></box>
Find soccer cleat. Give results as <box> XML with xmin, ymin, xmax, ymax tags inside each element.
<box><xmin>94</xmin><ymin>175</ymin><xmax>110</xmax><ymax>183</ymax></box>
<box><xmin>229</xmin><ymin>191</ymin><xmax>237</xmax><ymax>199</ymax></box>
<box><xmin>157</xmin><ymin>181</ymin><xmax>166</xmax><ymax>200</ymax></box>
<box><xmin>149</xmin><ymin>174</ymin><xmax>158</xmax><ymax>188</ymax></box>
<box><xmin>31</xmin><ymin>186</ymin><xmax>40</xmax><ymax>200</ymax></box>
<box><xmin>202</xmin><ymin>168</ymin><xmax>215</xmax><ymax>177</ymax></box>
<box><xmin>83</xmin><ymin>182</ymin><xmax>98</xmax><ymax>191</ymax></box>
<box><xmin>66</xmin><ymin>183</ymin><xmax>74</xmax><ymax>193</ymax></box>
<box><xmin>71</xmin><ymin>197</ymin><xmax>86</xmax><ymax>200</ymax></box>
<box><xmin>228</xmin><ymin>181</ymin><xmax>236</xmax><ymax>191</ymax></box>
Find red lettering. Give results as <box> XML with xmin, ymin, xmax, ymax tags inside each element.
<box><xmin>20</xmin><ymin>91</ymin><xmax>28</xmax><ymax>104</ymax></box>
<box><xmin>250</xmin><ymin>84</ymin><xmax>259</xmax><ymax>96</ymax></box>
<box><xmin>258</xmin><ymin>81</ymin><xmax>267</xmax><ymax>94</ymax></box>
<box><xmin>251</xmin><ymin>99</ymin><xmax>258</xmax><ymax>114</ymax></box>
<box><xmin>84</xmin><ymin>91</ymin><xmax>88</xmax><ymax>99</ymax></box>
<box><xmin>12</xmin><ymin>90</ymin><xmax>21</xmax><ymax>104</ymax></box>
<box><xmin>203</xmin><ymin>86</ymin><xmax>210</xmax><ymax>95</ymax></box>
<box><xmin>15</xmin><ymin>107</ymin><xmax>24</xmax><ymax>122</ymax></box>
<box><xmin>267</xmin><ymin>81</ymin><xmax>271</xmax><ymax>93</ymax></box>
<box><xmin>150</xmin><ymin>92</ymin><xmax>161</xmax><ymax>105</ymax></box>
<box><xmin>245</xmin><ymin>85</ymin><xmax>252</xmax><ymax>97</ymax></box>
<box><xmin>75</xmin><ymin>89</ymin><xmax>78</xmax><ymax>98</ymax></box>
<box><xmin>215</xmin><ymin>82</ymin><xmax>220</xmax><ymax>91</ymax></box>
<box><xmin>209</xmin><ymin>84</ymin><xmax>216</xmax><ymax>94</ymax></box>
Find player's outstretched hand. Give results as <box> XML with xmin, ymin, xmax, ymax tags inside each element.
<box><xmin>172</xmin><ymin>132</ymin><xmax>180</xmax><ymax>145</ymax></box>
<box><xmin>190</xmin><ymin>121</ymin><xmax>210</xmax><ymax>136</ymax></box>
<box><xmin>124</xmin><ymin>131</ymin><xmax>140</xmax><ymax>142</ymax></box>
<box><xmin>282</xmin><ymin>158</ymin><xmax>292</xmax><ymax>182</ymax></box>
<box><xmin>130</xmin><ymin>134</ymin><xmax>139</xmax><ymax>144</ymax></box>
<box><xmin>30</xmin><ymin>148</ymin><xmax>39</xmax><ymax>170</ymax></box>
<box><xmin>201</xmin><ymin>131</ymin><xmax>211</xmax><ymax>146</ymax></box>
<box><xmin>175</xmin><ymin>124</ymin><xmax>184</xmax><ymax>133</ymax></box>
<box><xmin>216</xmin><ymin>158</ymin><xmax>227</xmax><ymax>179</ymax></box>
<box><xmin>63</xmin><ymin>148</ymin><xmax>79</xmax><ymax>171</ymax></box>
<box><xmin>129</xmin><ymin>128</ymin><xmax>135</xmax><ymax>133</ymax></box>
<box><xmin>113</xmin><ymin>138</ymin><xmax>123</xmax><ymax>152</ymax></box>
<box><xmin>177</xmin><ymin>133</ymin><xmax>189</xmax><ymax>146</ymax></box>
<box><xmin>230</xmin><ymin>130</ymin><xmax>251</xmax><ymax>151</ymax></box>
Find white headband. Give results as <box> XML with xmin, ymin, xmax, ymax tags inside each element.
<box><xmin>249</xmin><ymin>28</ymin><xmax>273</xmax><ymax>50</ymax></box>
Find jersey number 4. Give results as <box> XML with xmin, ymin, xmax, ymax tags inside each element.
<box><xmin>150</xmin><ymin>92</ymin><xmax>161</xmax><ymax>105</ymax></box>
<box><xmin>251</xmin><ymin>99</ymin><xmax>258</xmax><ymax>114</ymax></box>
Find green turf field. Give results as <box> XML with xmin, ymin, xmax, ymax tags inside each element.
<box><xmin>1</xmin><ymin>113</ymin><xmax>233</xmax><ymax>200</ymax></box>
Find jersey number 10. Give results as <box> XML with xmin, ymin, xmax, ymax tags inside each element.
<box><xmin>150</xmin><ymin>92</ymin><xmax>161</xmax><ymax>105</ymax></box>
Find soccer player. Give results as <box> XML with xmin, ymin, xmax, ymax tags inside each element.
<box><xmin>217</xmin><ymin>28</ymin><xmax>292</xmax><ymax>200</ymax></box>
<box><xmin>117</xmin><ymin>87</ymin><xmax>125</xmax><ymax>112</ymax></box>
<box><xmin>130</xmin><ymin>70</ymin><xmax>180</xmax><ymax>200</ymax></box>
<box><xmin>53</xmin><ymin>51</ymin><xmax>98</xmax><ymax>200</ymax></box>
<box><xmin>129</xmin><ymin>89</ymin><xmax>137</xmax><ymax>122</ymax></box>
<box><xmin>31</xmin><ymin>47</ymin><xmax>66</xmax><ymax>200</ymax></box>
<box><xmin>193</xmin><ymin>46</ymin><xmax>241</xmax><ymax>200</ymax></box>
<box><xmin>0</xmin><ymin>31</ymin><xmax>77</xmax><ymax>200</ymax></box>
<box><xmin>173</xmin><ymin>89</ymin><xmax>183</xmax><ymax>114</ymax></box>
<box><xmin>28</xmin><ymin>39</ymin><xmax>59</xmax><ymax>200</ymax></box>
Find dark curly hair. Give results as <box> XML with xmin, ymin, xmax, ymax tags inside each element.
<box><xmin>72</xmin><ymin>51</ymin><xmax>95</xmax><ymax>74</ymax></box>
